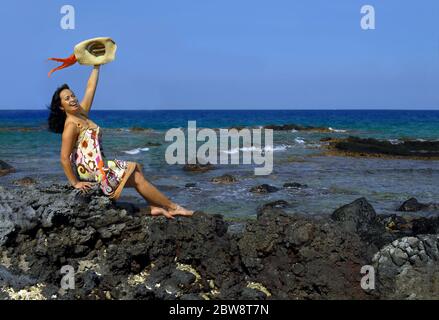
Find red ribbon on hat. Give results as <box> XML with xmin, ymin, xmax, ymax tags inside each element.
<box><xmin>47</xmin><ymin>54</ymin><xmax>77</xmax><ymax>77</ymax></box>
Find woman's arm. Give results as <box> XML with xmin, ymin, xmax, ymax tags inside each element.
<box><xmin>60</xmin><ymin>122</ymin><xmax>80</xmax><ymax>186</ymax></box>
<box><xmin>80</xmin><ymin>65</ymin><xmax>100</xmax><ymax>114</ymax></box>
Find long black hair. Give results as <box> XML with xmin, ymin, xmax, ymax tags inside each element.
<box><xmin>48</xmin><ymin>84</ymin><xmax>70</xmax><ymax>133</ymax></box>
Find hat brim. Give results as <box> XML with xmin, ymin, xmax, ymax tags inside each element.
<box><xmin>74</xmin><ymin>37</ymin><xmax>117</xmax><ymax>66</ymax></box>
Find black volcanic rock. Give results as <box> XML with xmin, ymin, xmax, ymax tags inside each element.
<box><xmin>239</xmin><ymin>206</ymin><xmax>370</xmax><ymax>299</ymax></box>
<box><xmin>1</xmin><ymin>185</ymin><xmax>439</xmax><ymax>300</ymax></box>
<box><xmin>398</xmin><ymin>198</ymin><xmax>439</xmax><ymax>212</ymax></box>
<box><xmin>210</xmin><ymin>174</ymin><xmax>238</xmax><ymax>184</ymax></box>
<box><xmin>183</xmin><ymin>162</ymin><xmax>214</xmax><ymax>173</ymax></box>
<box><xmin>263</xmin><ymin>124</ymin><xmax>331</xmax><ymax>132</ymax></box>
<box><xmin>257</xmin><ymin>200</ymin><xmax>289</xmax><ymax>218</ymax></box>
<box><xmin>0</xmin><ymin>160</ymin><xmax>15</xmax><ymax>177</ymax></box>
<box><xmin>249</xmin><ymin>184</ymin><xmax>279</xmax><ymax>194</ymax></box>
<box><xmin>330</xmin><ymin>136</ymin><xmax>439</xmax><ymax>158</ymax></box>
<box><xmin>331</xmin><ymin>197</ymin><xmax>390</xmax><ymax>248</ymax></box>
<box><xmin>411</xmin><ymin>217</ymin><xmax>439</xmax><ymax>235</ymax></box>
<box><xmin>13</xmin><ymin>177</ymin><xmax>37</xmax><ymax>186</ymax></box>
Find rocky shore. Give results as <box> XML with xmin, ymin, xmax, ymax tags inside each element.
<box><xmin>324</xmin><ymin>136</ymin><xmax>439</xmax><ymax>159</ymax></box>
<box><xmin>1</xmin><ymin>183</ymin><xmax>439</xmax><ymax>300</ymax></box>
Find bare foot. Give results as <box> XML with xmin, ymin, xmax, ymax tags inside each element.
<box><xmin>150</xmin><ymin>205</ymin><xmax>175</xmax><ymax>220</ymax></box>
<box><xmin>168</xmin><ymin>203</ymin><xmax>194</xmax><ymax>217</ymax></box>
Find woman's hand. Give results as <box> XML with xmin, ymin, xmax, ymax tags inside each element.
<box><xmin>74</xmin><ymin>181</ymin><xmax>96</xmax><ymax>192</ymax></box>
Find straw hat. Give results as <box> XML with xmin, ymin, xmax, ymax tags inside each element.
<box><xmin>48</xmin><ymin>37</ymin><xmax>117</xmax><ymax>77</ymax></box>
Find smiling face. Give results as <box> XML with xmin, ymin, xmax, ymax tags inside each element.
<box><xmin>59</xmin><ymin>89</ymin><xmax>80</xmax><ymax>114</ymax></box>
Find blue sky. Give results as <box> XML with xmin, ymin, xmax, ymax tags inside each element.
<box><xmin>0</xmin><ymin>0</ymin><xmax>438</xmax><ymax>109</ymax></box>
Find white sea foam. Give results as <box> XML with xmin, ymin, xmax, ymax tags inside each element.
<box><xmin>388</xmin><ymin>139</ymin><xmax>402</xmax><ymax>145</ymax></box>
<box><xmin>123</xmin><ymin>148</ymin><xmax>141</xmax><ymax>155</ymax></box>
<box><xmin>221</xmin><ymin>144</ymin><xmax>288</xmax><ymax>154</ymax></box>
<box><xmin>328</xmin><ymin>127</ymin><xmax>347</xmax><ymax>133</ymax></box>
<box><xmin>123</xmin><ymin>147</ymin><xmax>150</xmax><ymax>155</ymax></box>
<box><xmin>294</xmin><ymin>137</ymin><xmax>305</xmax><ymax>144</ymax></box>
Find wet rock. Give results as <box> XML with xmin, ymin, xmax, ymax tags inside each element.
<box><xmin>0</xmin><ymin>160</ymin><xmax>15</xmax><ymax>177</ymax></box>
<box><xmin>398</xmin><ymin>198</ymin><xmax>439</xmax><ymax>212</ymax></box>
<box><xmin>13</xmin><ymin>177</ymin><xmax>37</xmax><ymax>186</ymax></box>
<box><xmin>210</xmin><ymin>174</ymin><xmax>237</xmax><ymax>184</ymax></box>
<box><xmin>184</xmin><ymin>183</ymin><xmax>198</xmax><ymax>188</ymax></box>
<box><xmin>144</xmin><ymin>142</ymin><xmax>162</xmax><ymax>147</ymax></box>
<box><xmin>249</xmin><ymin>184</ymin><xmax>279</xmax><ymax>194</ymax></box>
<box><xmin>329</xmin><ymin>136</ymin><xmax>439</xmax><ymax>158</ymax></box>
<box><xmin>183</xmin><ymin>162</ymin><xmax>214</xmax><ymax>173</ymax></box>
<box><xmin>257</xmin><ymin>200</ymin><xmax>289</xmax><ymax>218</ymax></box>
<box><xmin>263</xmin><ymin>124</ymin><xmax>331</xmax><ymax>133</ymax></box>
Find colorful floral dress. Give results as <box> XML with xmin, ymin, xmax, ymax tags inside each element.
<box><xmin>71</xmin><ymin>122</ymin><xmax>136</xmax><ymax>200</ymax></box>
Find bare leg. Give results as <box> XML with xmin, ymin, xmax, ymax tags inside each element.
<box><xmin>126</xmin><ymin>165</ymin><xmax>193</xmax><ymax>217</ymax></box>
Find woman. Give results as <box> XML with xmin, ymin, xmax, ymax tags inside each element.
<box><xmin>48</xmin><ymin>65</ymin><xmax>193</xmax><ymax>219</ymax></box>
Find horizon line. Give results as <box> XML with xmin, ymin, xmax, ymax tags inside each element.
<box><xmin>1</xmin><ymin>108</ymin><xmax>439</xmax><ymax>111</ymax></box>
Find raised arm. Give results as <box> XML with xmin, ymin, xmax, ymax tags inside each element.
<box><xmin>80</xmin><ymin>65</ymin><xmax>100</xmax><ymax>114</ymax></box>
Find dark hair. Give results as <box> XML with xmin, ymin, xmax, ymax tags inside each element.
<box><xmin>48</xmin><ymin>84</ymin><xmax>70</xmax><ymax>133</ymax></box>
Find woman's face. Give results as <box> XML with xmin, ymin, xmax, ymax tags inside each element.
<box><xmin>59</xmin><ymin>89</ymin><xmax>80</xmax><ymax>114</ymax></box>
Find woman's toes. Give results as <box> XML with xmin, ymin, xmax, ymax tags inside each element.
<box><xmin>150</xmin><ymin>206</ymin><xmax>175</xmax><ymax>219</ymax></box>
<box><xmin>170</xmin><ymin>205</ymin><xmax>194</xmax><ymax>216</ymax></box>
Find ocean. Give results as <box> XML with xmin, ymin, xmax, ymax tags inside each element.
<box><xmin>1</xmin><ymin>109</ymin><xmax>439</xmax><ymax>218</ymax></box>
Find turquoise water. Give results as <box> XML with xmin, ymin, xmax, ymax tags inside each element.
<box><xmin>1</xmin><ymin>109</ymin><xmax>439</xmax><ymax>138</ymax></box>
<box><xmin>1</xmin><ymin>109</ymin><xmax>439</xmax><ymax>218</ymax></box>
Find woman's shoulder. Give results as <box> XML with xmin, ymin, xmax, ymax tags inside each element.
<box><xmin>63</xmin><ymin>119</ymin><xmax>81</xmax><ymax>134</ymax></box>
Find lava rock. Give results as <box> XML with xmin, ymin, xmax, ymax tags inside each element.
<box><xmin>257</xmin><ymin>200</ymin><xmax>289</xmax><ymax>218</ymax></box>
<box><xmin>263</xmin><ymin>124</ymin><xmax>331</xmax><ymax>133</ymax></box>
<box><xmin>183</xmin><ymin>162</ymin><xmax>214</xmax><ymax>173</ymax></box>
<box><xmin>331</xmin><ymin>197</ymin><xmax>390</xmax><ymax>248</ymax></box>
<box><xmin>185</xmin><ymin>183</ymin><xmax>197</xmax><ymax>188</ymax></box>
<box><xmin>330</xmin><ymin>136</ymin><xmax>439</xmax><ymax>158</ymax></box>
<box><xmin>0</xmin><ymin>160</ymin><xmax>15</xmax><ymax>177</ymax></box>
<box><xmin>398</xmin><ymin>198</ymin><xmax>439</xmax><ymax>212</ymax></box>
<box><xmin>13</xmin><ymin>177</ymin><xmax>37</xmax><ymax>186</ymax></box>
<box><xmin>1</xmin><ymin>183</ymin><xmax>437</xmax><ymax>300</ymax></box>
<box><xmin>372</xmin><ymin>235</ymin><xmax>439</xmax><ymax>299</ymax></box>
<box><xmin>210</xmin><ymin>174</ymin><xmax>238</xmax><ymax>184</ymax></box>
<box><xmin>249</xmin><ymin>184</ymin><xmax>279</xmax><ymax>194</ymax></box>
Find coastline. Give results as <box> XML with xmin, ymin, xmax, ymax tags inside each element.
<box><xmin>1</xmin><ymin>183</ymin><xmax>438</xmax><ymax>299</ymax></box>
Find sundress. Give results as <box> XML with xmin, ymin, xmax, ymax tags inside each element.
<box><xmin>70</xmin><ymin>122</ymin><xmax>136</xmax><ymax>200</ymax></box>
